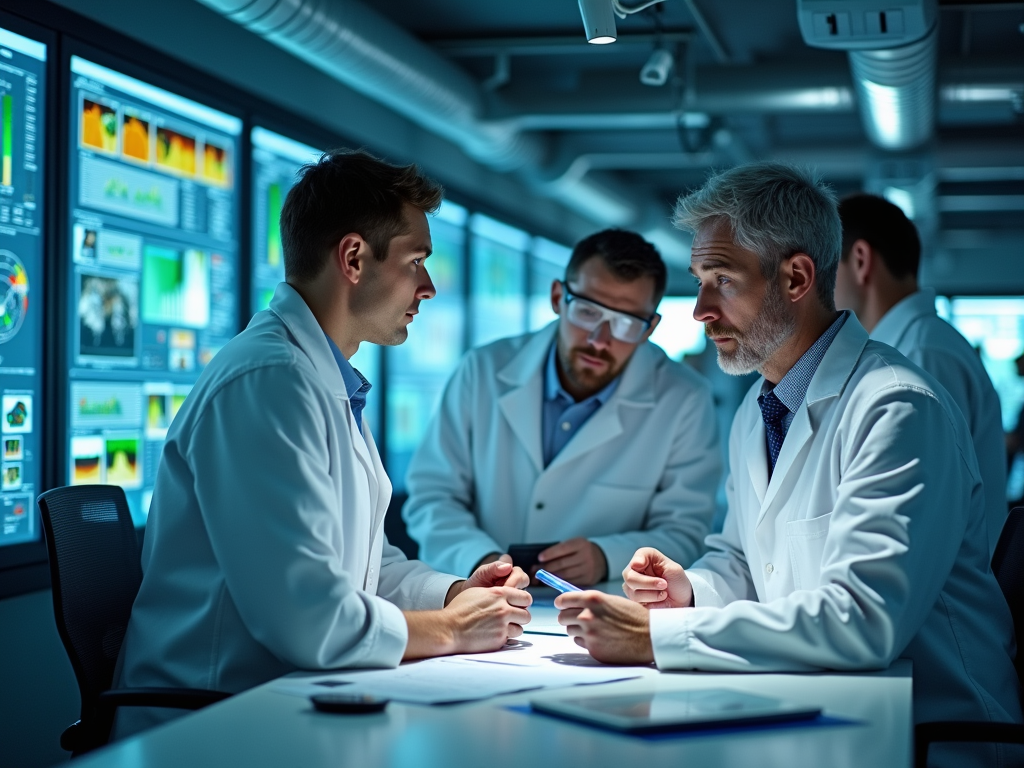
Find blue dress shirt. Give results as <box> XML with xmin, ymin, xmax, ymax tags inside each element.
<box><xmin>759</xmin><ymin>311</ymin><xmax>848</xmax><ymax>439</ymax></box>
<box><xmin>324</xmin><ymin>333</ymin><xmax>372</xmax><ymax>433</ymax></box>
<box><xmin>542</xmin><ymin>343</ymin><xmax>621</xmax><ymax>466</ymax></box>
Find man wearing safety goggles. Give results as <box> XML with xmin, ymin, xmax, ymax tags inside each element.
<box><xmin>403</xmin><ymin>229</ymin><xmax>721</xmax><ymax>586</ymax></box>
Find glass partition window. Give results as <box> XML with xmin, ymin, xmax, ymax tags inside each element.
<box><xmin>66</xmin><ymin>56</ymin><xmax>242</xmax><ymax>524</ymax></box>
<box><xmin>649</xmin><ymin>297</ymin><xmax>706</xmax><ymax>361</ymax></box>
<box><xmin>529</xmin><ymin>237</ymin><xmax>570</xmax><ymax>332</ymax></box>
<box><xmin>469</xmin><ymin>213</ymin><xmax>527</xmax><ymax>349</ymax></box>
<box><xmin>386</xmin><ymin>201</ymin><xmax>467</xmax><ymax>490</ymax></box>
<box><xmin>0</xmin><ymin>28</ymin><xmax>46</xmax><ymax>547</ymax></box>
<box><xmin>946</xmin><ymin>296</ymin><xmax>1024</xmax><ymax>432</ymax></box>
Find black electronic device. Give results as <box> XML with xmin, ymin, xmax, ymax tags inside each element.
<box><xmin>310</xmin><ymin>693</ymin><xmax>390</xmax><ymax>714</ymax></box>
<box><xmin>507</xmin><ymin>542</ymin><xmax>558</xmax><ymax>571</ymax></box>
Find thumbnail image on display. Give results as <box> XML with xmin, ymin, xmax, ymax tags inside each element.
<box><xmin>0</xmin><ymin>26</ymin><xmax>47</xmax><ymax>548</ymax></box>
<box><xmin>67</xmin><ymin>56</ymin><xmax>241</xmax><ymax>524</ymax></box>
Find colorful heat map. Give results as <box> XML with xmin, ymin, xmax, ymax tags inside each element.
<box><xmin>81</xmin><ymin>99</ymin><xmax>117</xmax><ymax>153</ymax></box>
<box><xmin>0</xmin><ymin>249</ymin><xmax>28</xmax><ymax>344</ymax></box>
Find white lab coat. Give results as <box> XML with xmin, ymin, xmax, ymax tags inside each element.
<box><xmin>404</xmin><ymin>323</ymin><xmax>721</xmax><ymax>577</ymax></box>
<box><xmin>114</xmin><ymin>283</ymin><xmax>459</xmax><ymax>737</ymax></box>
<box><xmin>649</xmin><ymin>316</ymin><xmax>1021</xmax><ymax>768</ymax></box>
<box><xmin>871</xmin><ymin>289</ymin><xmax>1008</xmax><ymax>553</ymax></box>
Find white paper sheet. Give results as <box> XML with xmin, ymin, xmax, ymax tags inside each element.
<box><xmin>271</xmin><ymin>634</ymin><xmax>651</xmax><ymax>705</ymax></box>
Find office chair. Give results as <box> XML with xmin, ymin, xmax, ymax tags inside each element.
<box><xmin>914</xmin><ymin>507</ymin><xmax>1024</xmax><ymax>768</ymax></box>
<box><xmin>38</xmin><ymin>485</ymin><xmax>230</xmax><ymax>756</ymax></box>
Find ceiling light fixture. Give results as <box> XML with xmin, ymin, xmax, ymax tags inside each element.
<box><xmin>578</xmin><ymin>0</ymin><xmax>617</xmax><ymax>44</ymax></box>
<box><xmin>640</xmin><ymin>48</ymin><xmax>674</xmax><ymax>86</ymax></box>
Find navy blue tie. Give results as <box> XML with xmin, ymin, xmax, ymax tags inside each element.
<box><xmin>757</xmin><ymin>390</ymin><xmax>788</xmax><ymax>476</ymax></box>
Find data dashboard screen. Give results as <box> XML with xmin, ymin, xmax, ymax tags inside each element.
<box><xmin>66</xmin><ymin>56</ymin><xmax>242</xmax><ymax>524</ymax></box>
<box><xmin>0</xmin><ymin>28</ymin><xmax>45</xmax><ymax>547</ymax></box>
<box><xmin>386</xmin><ymin>201</ymin><xmax>467</xmax><ymax>491</ymax></box>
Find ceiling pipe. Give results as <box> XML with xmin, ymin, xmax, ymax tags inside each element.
<box><xmin>848</xmin><ymin>24</ymin><xmax>939</xmax><ymax>149</ymax></box>
<box><xmin>193</xmin><ymin>0</ymin><xmax>641</xmax><ymax>226</ymax></box>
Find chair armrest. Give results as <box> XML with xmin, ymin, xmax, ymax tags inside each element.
<box><xmin>98</xmin><ymin>687</ymin><xmax>231</xmax><ymax>712</ymax></box>
<box><xmin>915</xmin><ymin>721</ymin><xmax>1024</xmax><ymax>768</ymax></box>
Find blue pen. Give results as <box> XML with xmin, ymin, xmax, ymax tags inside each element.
<box><xmin>535</xmin><ymin>569</ymin><xmax>583</xmax><ymax>593</ymax></box>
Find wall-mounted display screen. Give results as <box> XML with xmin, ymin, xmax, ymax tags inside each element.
<box><xmin>386</xmin><ymin>201</ymin><xmax>467</xmax><ymax>491</ymax></box>
<box><xmin>0</xmin><ymin>28</ymin><xmax>46</xmax><ymax>547</ymax></box>
<box><xmin>469</xmin><ymin>213</ymin><xmax>527</xmax><ymax>349</ymax></box>
<box><xmin>66</xmin><ymin>56</ymin><xmax>242</xmax><ymax>524</ymax></box>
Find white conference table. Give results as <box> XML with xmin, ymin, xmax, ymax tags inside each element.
<box><xmin>72</xmin><ymin>589</ymin><xmax>913</xmax><ymax>768</ymax></box>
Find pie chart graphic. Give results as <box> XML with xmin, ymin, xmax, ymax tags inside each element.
<box><xmin>0</xmin><ymin>250</ymin><xmax>28</xmax><ymax>344</ymax></box>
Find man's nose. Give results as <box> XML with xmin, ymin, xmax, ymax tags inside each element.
<box><xmin>417</xmin><ymin>267</ymin><xmax>436</xmax><ymax>300</ymax></box>
<box><xmin>693</xmin><ymin>289</ymin><xmax>720</xmax><ymax>324</ymax></box>
<box><xmin>587</xmin><ymin>320</ymin><xmax>613</xmax><ymax>348</ymax></box>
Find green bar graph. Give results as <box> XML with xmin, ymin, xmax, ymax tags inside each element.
<box><xmin>267</xmin><ymin>183</ymin><xmax>282</xmax><ymax>268</ymax></box>
<box><xmin>1</xmin><ymin>94</ymin><xmax>11</xmax><ymax>187</ymax></box>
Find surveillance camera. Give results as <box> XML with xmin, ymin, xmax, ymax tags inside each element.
<box><xmin>578</xmin><ymin>0</ymin><xmax>617</xmax><ymax>44</ymax></box>
<box><xmin>640</xmin><ymin>48</ymin><xmax>674</xmax><ymax>86</ymax></box>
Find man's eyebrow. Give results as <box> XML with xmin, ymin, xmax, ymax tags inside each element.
<box><xmin>688</xmin><ymin>258</ymin><xmax>732</xmax><ymax>275</ymax></box>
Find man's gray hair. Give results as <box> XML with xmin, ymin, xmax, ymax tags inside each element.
<box><xmin>673</xmin><ymin>162</ymin><xmax>841</xmax><ymax>311</ymax></box>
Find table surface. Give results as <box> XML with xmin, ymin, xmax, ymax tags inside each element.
<box><xmin>72</xmin><ymin>587</ymin><xmax>914</xmax><ymax>768</ymax></box>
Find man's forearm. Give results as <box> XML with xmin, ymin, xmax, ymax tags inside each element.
<box><xmin>403</xmin><ymin>610</ymin><xmax>456</xmax><ymax>660</ymax></box>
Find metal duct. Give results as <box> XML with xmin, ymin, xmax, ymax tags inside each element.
<box><xmin>848</xmin><ymin>25</ymin><xmax>938</xmax><ymax>150</ymax></box>
<box><xmin>194</xmin><ymin>0</ymin><xmax>638</xmax><ymax>225</ymax></box>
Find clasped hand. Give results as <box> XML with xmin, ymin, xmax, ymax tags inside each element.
<box><xmin>441</xmin><ymin>555</ymin><xmax>532</xmax><ymax>654</ymax></box>
<box><xmin>554</xmin><ymin>547</ymin><xmax>693</xmax><ymax>664</ymax></box>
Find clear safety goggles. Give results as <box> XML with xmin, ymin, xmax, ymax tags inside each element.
<box><xmin>562</xmin><ymin>282</ymin><xmax>656</xmax><ymax>344</ymax></box>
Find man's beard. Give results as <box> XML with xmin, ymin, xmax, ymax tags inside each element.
<box><xmin>707</xmin><ymin>279</ymin><xmax>795</xmax><ymax>376</ymax></box>
<box><xmin>558</xmin><ymin>344</ymin><xmax>622</xmax><ymax>396</ymax></box>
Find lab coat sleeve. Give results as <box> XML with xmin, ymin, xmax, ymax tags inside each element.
<box><xmin>589</xmin><ymin>379</ymin><xmax>720</xmax><ymax>574</ymax></box>
<box><xmin>403</xmin><ymin>353</ymin><xmax>504</xmax><ymax>576</ymax></box>
<box><xmin>189</xmin><ymin>365</ymin><xmax>409</xmax><ymax>671</ymax></box>
<box><xmin>376</xmin><ymin>537</ymin><xmax>462</xmax><ymax>611</ymax></box>
<box><xmin>650</xmin><ymin>385</ymin><xmax>975</xmax><ymax>672</ymax></box>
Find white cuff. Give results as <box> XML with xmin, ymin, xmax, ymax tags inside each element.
<box><xmin>649</xmin><ymin>607</ymin><xmax>694</xmax><ymax>670</ymax></box>
<box><xmin>687</xmin><ymin>568</ymin><xmax>726</xmax><ymax>608</ymax></box>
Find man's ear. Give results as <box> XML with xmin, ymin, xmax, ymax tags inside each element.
<box><xmin>848</xmin><ymin>239</ymin><xmax>874</xmax><ymax>286</ymax></box>
<box><xmin>782</xmin><ymin>252</ymin><xmax>817</xmax><ymax>304</ymax></box>
<box><xmin>550</xmin><ymin>279</ymin><xmax>564</xmax><ymax>316</ymax></box>
<box><xmin>335</xmin><ymin>233</ymin><xmax>368</xmax><ymax>285</ymax></box>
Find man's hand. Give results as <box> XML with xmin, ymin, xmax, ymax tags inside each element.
<box><xmin>446</xmin><ymin>556</ymin><xmax>529</xmax><ymax>605</ymax></box>
<box><xmin>446</xmin><ymin>586</ymin><xmax>532</xmax><ymax>654</ymax></box>
<box><xmin>621</xmin><ymin>547</ymin><xmax>693</xmax><ymax>609</ymax></box>
<box><xmin>537</xmin><ymin>538</ymin><xmax>608</xmax><ymax>586</ymax></box>
<box><xmin>554</xmin><ymin>591</ymin><xmax>654</xmax><ymax>664</ymax></box>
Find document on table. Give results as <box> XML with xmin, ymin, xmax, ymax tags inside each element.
<box><xmin>272</xmin><ymin>633</ymin><xmax>652</xmax><ymax>705</ymax></box>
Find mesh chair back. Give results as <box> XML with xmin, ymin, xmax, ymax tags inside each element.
<box><xmin>37</xmin><ymin>485</ymin><xmax>143</xmax><ymax>715</ymax></box>
<box><xmin>992</xmin><ymin>507</ymin><xmax>1024</xmax><ymax>690</ymax></box>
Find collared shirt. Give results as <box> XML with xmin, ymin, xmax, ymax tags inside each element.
<box><xmin>542</xmin><ymin>343</ymin><xmax>621</xmax><ymax>466</ymax></box>
<box><xmin>759</xmin><ymin>311</ymin><xmax>848</xmax><ymax>438</ymax></box>
<box><xmin>324</xmin><ymin>333</ymin><xmax>372</xmax><ymax>433</ymax></box>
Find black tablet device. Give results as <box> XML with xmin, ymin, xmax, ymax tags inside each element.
<box><xmin>507</xmin><ymin>542</ymin><xmax>557</xmax><ymax>570</ymax></box>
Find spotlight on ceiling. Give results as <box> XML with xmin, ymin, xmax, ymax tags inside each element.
<box><xmin>578</xmin><ymin>0</ymin><xmax>617</xmax><ymax>45</ymax></box>
<box><xmin>640</xmin><ymin>48</ymin><xmax>674</xmax><ymax>86</ymax></box>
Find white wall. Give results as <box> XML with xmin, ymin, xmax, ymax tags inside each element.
<box><xmin>0</xmin><ymin>590</ymin><xmax>78</xmax><ymax>768</ymax></box>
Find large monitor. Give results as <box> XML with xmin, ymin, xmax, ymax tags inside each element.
<box><xmin>650</xmin><ymin>297</ymin><xmax>706</xmax><ymax>361</ymax></box>
<box><xmin>66</xmin><ymin>56</ymin><xmax>242</xmax><ymax>524</ymax></box>
<box><xmin>0</xmin><ymin>27</ymin><xmax>46</xmax><ymax>548</ymax></box>
<box><xmin>386</xmin><ymin>201</ymin><xmax>467</xmax><ymax>491</ymax></box>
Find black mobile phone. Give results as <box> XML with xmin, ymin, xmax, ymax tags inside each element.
<box><xmin>310</xmin><ymin>693</ymin><xmax>390</xmax><ymax>714</ymax></box>
<box><xmin>507</xmin><ymin>542</ymin><xmax>558</xmax><ymax>571</ymax></box>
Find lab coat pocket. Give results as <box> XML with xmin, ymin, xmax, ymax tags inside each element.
<box><xmin>786</xmin><ymin>512</ymin><xmax>832</xmax><ymax>590</ymax></box>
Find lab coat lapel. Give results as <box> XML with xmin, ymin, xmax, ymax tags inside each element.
<box><xmin>755</xmin><ymin>314</ymin><xmax>869</xmax><ymax>525</ymax></box>
<box><xmin>496</xmin><ymin>325</ymin><xmax>557</xmax><ymax>473</ymax></box>
<box><xmin>362</xmin><ymin>424</ymin><xmax>391</xmax><ymax>537</ymax></box>
<box><xmin>743</xmin><ymin>415</ymin><xmax>770</xmax><ymax>507</ymax></box>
